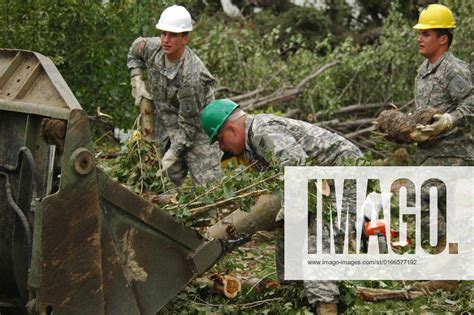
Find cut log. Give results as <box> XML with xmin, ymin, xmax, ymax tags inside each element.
<box><xmin>375</xmin><ymin>109</ymin><xmax>413</xmax><ymax>143</ymax></box>
<box><xmin>410</xmin><ymin>280</ymin><xmax>459</xmax><ymax>294</ymax></box>
<box><xmin>207</xmin><ymin>194</ymin><xmax>281</xmax><ymax>241</ymax></box>
<box><xmin>357</xmin><ymin>280</ymin><xmax>458</xmax><ymax>302</ymax></box>
<box><xmin>193</xmin><ymin>274</ymin><xmax>279</xmax><ymax>297</ymax></box>
<box><xmin>193</xmin><ymin>274</ymin><xmax>242</xmax><ymax>298</ymax></box>
<box><xmin>357</xmin><ymin>287</ymin><xmax>425</xmax><ymax>302</ymax></box>
<box><xmin>375</xmin><ymin>107</ymin><xmax>442</xmax><ymax>143</ymax></box>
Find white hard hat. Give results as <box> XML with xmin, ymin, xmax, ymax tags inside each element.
<box><xmin>156</xmin><ymin>5</ymin><xmax>193</xmax><ymax>33</ymax></box>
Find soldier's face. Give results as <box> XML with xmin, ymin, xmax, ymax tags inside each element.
<box><xmin>160</xmin><ymin>31</ymin><xmax>189</xmax><ymax>60</ymax></box>
<box><xmin>417</xmin><ymin>30</ymin><xmax>446</xmax><ymax>63</ymax></box>
<box><xmin>216</xmin><ymin>123</ymin><xmax>245</xmax><ymax>156</ymax></box>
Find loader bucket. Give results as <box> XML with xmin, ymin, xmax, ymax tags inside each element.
<box><xmin>0</xmin><ymin>48</ymin><xmax>223</xmax><ymax>314</ymax></box>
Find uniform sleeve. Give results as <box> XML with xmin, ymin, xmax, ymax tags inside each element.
<box><xmin>447</xmin><ymin>69</ymin><xmax>473</xmax><ymax>127</ymax></box>
<box><xmin>202</xmin><ymin>71</ymin><xmax>216</xmax><ymax>104</ymax></box>
<box><xmin>126</xmin><ymin>37</ymin><xmax>161</xmax><ymax>77</ymax></box>
<box><xmin>252</xmin><ymin>129</ymin><xmax>308</xmax><ymax>166</ymax></box>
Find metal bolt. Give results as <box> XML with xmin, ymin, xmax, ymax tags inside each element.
<box><xmin>70</xmin><ymin>148</ymin><xmax>94</xmax><ymax>175</ymax></box>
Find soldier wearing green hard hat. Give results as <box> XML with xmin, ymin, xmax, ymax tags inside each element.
<box><xmin>201</xmin><ymin>99</ymin><xmax>240</xmax><ymax>144</ymax></box>
<box><xmin>201</xmin><ymin>98</ymin><xmax>362</xmax><ymax>314</ymax></box>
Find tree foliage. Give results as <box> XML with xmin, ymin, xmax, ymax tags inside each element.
<box><xmin>1</xmin><ymin>0</ymin><xmax>174</xmax><ymax>125</ymax></box>
<box><xmin>1</xmin><ymin>1</ymin><xmax>471</xmax><ymax>127</ymax></box>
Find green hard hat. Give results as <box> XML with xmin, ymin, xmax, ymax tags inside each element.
<box><xmin>201</xmin><ymin>99</ymin><xmax>239</xmax><ymax>143</ymax></box>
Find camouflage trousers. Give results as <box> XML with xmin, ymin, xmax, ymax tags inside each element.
<box><xmin>164</xmin><ymin>140</ymin><xmax>222</xmax><ymax>187</ymax></box>
<box><xmin>274</xmin><ymin>180</ymin><xmax>358</xmax><ymax>305</ymax></box>
<box><xmin>419</xmin><ymin>157</ymin><xmax>468</xmax><ymax>243</ymax></box>
<box><xmin>275</xmin><ymin>223</ymin><xmax>339</xmax><ymax>304</ymax></box>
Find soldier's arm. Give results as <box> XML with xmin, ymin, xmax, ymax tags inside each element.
<box><xmin>202</xmin><ymin>70</ymin><xmax>216</xmax><ymax>104</ymax></box>
<box><xmin>126</xmin><ymin>37</ymin><xmax>161</xmax><ymax>77</ymax></box>
<box><xmin>448</xmin><ymin>70</ymin><xmax>473</xmax><ymax>127</ymax></box>
<box><xmin>253</xmin><ymin>130</ymin><xmax>308</xmax><ymax>166</ymax></box>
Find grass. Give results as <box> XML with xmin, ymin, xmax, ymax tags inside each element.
<box><xmin>159</xmin><ymin>237</ymin><xmax>474</xmax><ymax>314</ymax></box>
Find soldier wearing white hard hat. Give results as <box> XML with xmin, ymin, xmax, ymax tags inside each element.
<box><xmin>127</xmin><ymin>5</ymin><xmax>222</xmax><ymax>187</ymax></box>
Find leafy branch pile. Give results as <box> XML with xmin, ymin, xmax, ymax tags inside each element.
<box><xmin>98</xmin><ymin>132</ymin><xmax>283</xmax><ymax>227</ymax></box>
<box><xmin>163</xmin><ymin>165</ymin><xmax>282</xmax><ymax>223</ymax></box>
<box><xmin>99</xmin><ymin>129</ymin><xmax>167</xmax><ymax>195</ymax></box>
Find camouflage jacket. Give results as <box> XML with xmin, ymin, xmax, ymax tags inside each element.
<box><xmin>414</xmin><ymin>51</ymin><xmax>473</xmax><ymax>161</ymax></box>
<box><xmin>243</xmin><ymin>114</ymin><xmax>362</xmax><ymax>170</ymax></box>
<box><xmin>127</xmin><ymin>37</ymin><xmax>215</xmax><ymax>156</ymax></box>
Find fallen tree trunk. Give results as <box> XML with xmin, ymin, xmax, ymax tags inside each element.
<box><xmin>207</xmin><ymin>194</ymin><xmax>281</xmax><ymax>240</ymax></box>
<box><xmin>357</xmin><ymin>287</ymin><xmax>425</xmax><ymax>302</ymax></box>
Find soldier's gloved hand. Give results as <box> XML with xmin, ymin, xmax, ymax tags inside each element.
<box><xmin>131</xmin><ymin>75</ymin><xmax>152</xmax><ymax>106</ymax></box>
<box><xmin>160</xmin><ymin>149</ymin><xmax>179</xmax><ymax>173</ymax></box>
<box><xmin>409</xmin><ymin>113</ymin><xmax>453</xmax><ymax>142</ymax></box>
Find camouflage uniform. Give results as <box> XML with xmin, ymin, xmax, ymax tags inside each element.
<box><xmin>127</xmin><ymin>37</ymin><xmax>222</xmax><ymax>186</ymax></box>
<box><xmin>414</xmin><ymin>51</ymin><xmax>473</xmax><ymax>164</ymax></box>
<box><xmin>244</xmin><ymin>114</ymin><xmax>362</xmax><ymax>305</ymax></box>
<box><xmin>414</xmin><ymin>51</ymin><xmax>473</xmax><ymax>240</ymax></box>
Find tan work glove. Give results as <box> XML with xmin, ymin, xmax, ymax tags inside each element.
<box><xmin>131</xmin><ymin>75</ymin><xmax>152</xmax><ymax>106</ymax></box>
<box><xmin>409</xmin><ymin>113</ymin><xmax>453</xmax><ymax>143</ymax></box>
<box><xmin>157</xmin><ymin>150</ymin><xmax>179</xmax><ymax>177</ymax></box>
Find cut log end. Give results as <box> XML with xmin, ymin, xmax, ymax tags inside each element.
<box><xmin>221</xmin><ymin>275</ymin><xmax>242</xmax><ymax>299</ymax></box>
<box><xmin>375</xmin><ymin>109</ymin><xmax>413</xmax><ymax>143</ymax></box>
<box><xmin>194</xmin><ymin>274</ymin><xmax>242</xmax><ymax>299</ymax></box>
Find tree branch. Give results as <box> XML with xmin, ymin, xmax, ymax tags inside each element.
<box><xmin>234</xmin><ymin>60</ymin><xmax>339</xmax><ymax>110</ymax></box>
<box><xmin>190</xmin><ymin>189</ymin><xmax>269</xmax><ymax>218</ymax></box>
